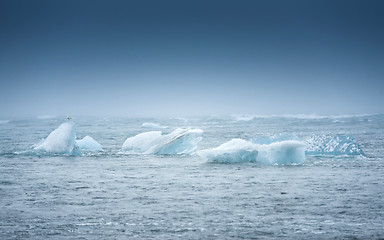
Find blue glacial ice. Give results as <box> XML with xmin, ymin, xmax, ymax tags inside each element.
<box><xmin>199</xmin><ymin>138</ymin><xmax>306</xmax><ymax>164</ymax></box>
<box><xmin>122</xmin><ymin>128</ymin><xmax>203</xmax><ymax>155</ymax></box>
<box><xmin>305</xmin><ymin>134</ymin><xmax>364</xmax><ymax>156</ymax></box>
<box><xmin>76</xmin><ymin>136</ymin><xmax>103</xmax><ymax>152</ymax></box>
<box><xmin>34</xmin><ymin>121</ymin><xmax>79</xmax><ymax>155</ymax></box>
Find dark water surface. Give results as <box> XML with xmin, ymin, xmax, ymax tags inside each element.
<box><xmin>1</xmin><ymin>115</ymin><xmax>383</xmax><ymax>239</ymax></box>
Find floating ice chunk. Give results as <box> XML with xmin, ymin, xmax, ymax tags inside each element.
<box><xmin>149</xmin><ymin>128</ymin><xmax>203</xmax><ymax>155</ymax></box>
<box><xmin>305</xmin><ymin>134</ymin><xmax>364</xmax><ymax>156</ymax></box>
<box><xmin>122</xmin><ymin>131</ymin><xmax>163</xmax><ymax>153</ymax></box>
<box><xmin>141</xmin><ymin>122</ymin><xmax>167</xmax><ymax>129</ymax></box>
<box><xmin>76</xmin><ymin>136</ymin><xmax>103</xmax><ymax>151</ymax></box>
<box><xmin>199</xmin><ymin>139</ymin><xmax>306</xmax><ymax>164</ymax></box>
<box><xmin>199</xmin><ymin>139</ymin><xmax>259</xmax><ymax>163</ymax></box>
<box><xmin>257</xmin><ymin>140</ymin><xmax>306</xmax><ymax>165</ymax></box>
<box><xmin>34</xmin><ymin>121</ymin><xmax>78</xmax><ymax>155</ymax></box>
<box><xmin>122</xmin><ymin>128</ymin><xmax>203</xmax><ymax>155</ymax></box>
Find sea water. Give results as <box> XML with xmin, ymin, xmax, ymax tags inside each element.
<box><xmin>0</xmin><ymin>115</ymin><xmax>383</xmax><ymax>239</ymax></box>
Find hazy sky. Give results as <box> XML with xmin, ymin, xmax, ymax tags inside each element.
<box><xmin>1</xmin><ymin>0</ymin><xmax>383</xmax><ymax>117</ymax></box>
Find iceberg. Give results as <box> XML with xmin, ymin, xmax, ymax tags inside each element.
<box><xmin>122</xmin><ymin>131</ymin><xmax>163</xmax><ymax>153</ymax></box>
<box><xmin>257</xmin><ymin>140</ymin><xmax>307</xmax><ymax>164</ymax></box>
<box><xmin>199</xmin><ymin>139</ymin><xmax>259</xmax><ymax>163</ymax></box>
<box><xmin>305</xmin><ymin>134</ymin><xmax>364</xmax><ymax>156</ymax></box>
<box><xmin>199</xmin><ymin>139</ymin><xmax>306</xmax><ymax>164</ymax></box>
<box><xmin>34</xmin><ymin>121</ymin><xmax>78</xmax><ymax>155</ymax></box>
<box><xmin>76</xmin><ymin>136</ymin><xmax>103</xmax><ymax>152</ymax></box>
<box><xmin>122</xmin><ymin>128</ymin><xmax>203</xmax><ymax>155</ymax></box>
<box><xmin>31</xmin><ymin>120</ymin><xmax>103</xmax><ymax>155</ymax></box>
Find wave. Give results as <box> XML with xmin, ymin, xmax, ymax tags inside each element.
<box><xmin>232</xmin><ymin>113</ymin><xmax>377</xmax><ymax>121</ymax></box>
<box><xmin>251</xmin><ymin>133</ymin><xmax>300</xmax><ymax>145</ymax></box>
<box><xmin>0</xmin><ymin>119</ymin><xmax>11</xmax><ymax>124</ymax></box>
<box><xmin>141</xmin><ymin>122</ymin><xmax>167</xmax><ymax>129</ymax></box>
<box><xmin>37</xmin><ymin>115</ymin><xmax>61</xmax><ymax>120</ymax></box>
<box><xmin>253</xmin><ymin>134</ymin><xmax>364</xmax><ymax>156</ymax></box>
<box><xmin>122</xmin><ymin>128</ymin><xmax>203</xmax><ymax>155</ymax></box>
<box><xmin>199</xmin><ymin>139</ymin><xmax>306</xmax><ymax>164</ymax></box>
<box><xmin>305</xmin><ymin>134</ymin><xmax>364</xmax><ymax>156</ymax></box>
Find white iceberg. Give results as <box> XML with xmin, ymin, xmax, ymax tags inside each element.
<box><xmin>32</xmin><ymin>120</ymin><xmax>103</xmax><ymax>155</ymax></box>
<box><xmin>199</xmin><ymin>139</ymin><xmax>259</xmax><ymax>163</ymax></box>
<box><xmin>122</xmin><ymin>128</ymin><xmax>203</xmax><ymax>155</ymax></box>
<box><xmin>34</xmin><ymin>121</ymin><xmax>78</xmax><ymax>155</ymax></box>
<box><xmin>199</xmin><ymin>138</ymin><xmax>306</xmax><ymax>164</ymax></box>
<box><xmin>76</xmin><ymin>136</ymin><xmax>103</xmax><ymax>152</ymax></box>
<box><xmin>122</xmin><ymin>131</ymin><xmax>163</xmax><ymax>153</ymax></box>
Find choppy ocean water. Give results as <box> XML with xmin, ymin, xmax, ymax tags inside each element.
<box><xmin>0</xmin><ymin>115</ymin><xmax>383</xmax><ymax>239</ymax></box>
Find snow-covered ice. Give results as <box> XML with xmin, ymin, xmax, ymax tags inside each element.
<box><xmin>122</xmin><ymin>128</ymin><xmax>203</xmax><ymax>155</ymax></box>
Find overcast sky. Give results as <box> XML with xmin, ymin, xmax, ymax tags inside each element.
<box><xmin>1</xmin><ymin>0</ymin><xmax>383</xmax><ymax>117</ymax></box>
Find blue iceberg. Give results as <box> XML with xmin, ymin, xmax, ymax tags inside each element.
<box><xmin>199</xmin><ymin>138</ymin><xmax>306</xmax><ymax>164</ymax></box>
<box><xmin>122</xmin><ymin>128</ymin><xmax>203</xmax><ymax>155</ymax></box>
